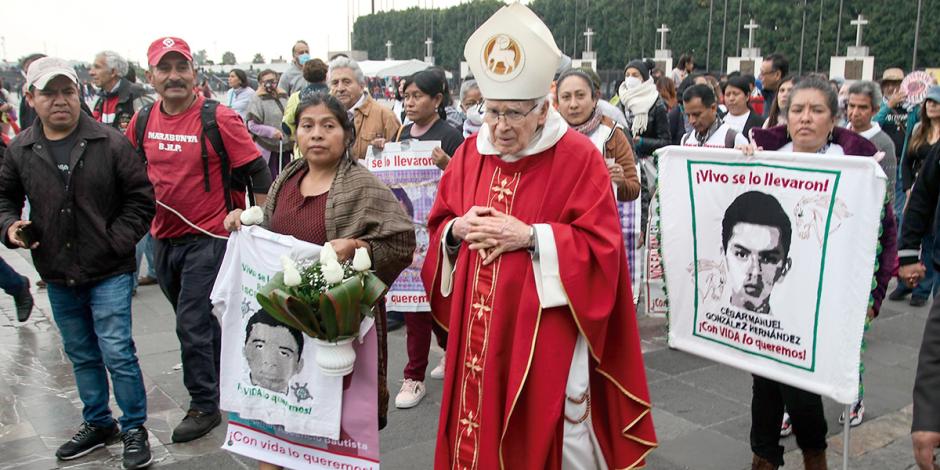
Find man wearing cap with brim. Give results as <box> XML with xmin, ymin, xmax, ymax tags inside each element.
<box><xmin>125</xmin><ymin>37</ymin><xmax>272</xmax><ymax>443</ymax></box>
<box><xmin>421</xmin><ymin>4</ymin><xmax>657</xmax><ymax>469</ymax></box>
<box><xmin>0</xmin><ymin>57</ymin><xmax>156</xmax><ymax>469</ymax></box>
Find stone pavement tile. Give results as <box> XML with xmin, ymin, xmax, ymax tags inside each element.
<box><xmin>138</xmin><ymin>349</ymin><xmax>185</xmax><ymax>380</ymax></box>
<box><xmin>868</xmin><ymin>311</ymin><xmax>930</xmax><ymax>350</ymax></box>
<box><xmin>146</xmin><ymin>383</ymin><xmax>183</xmax><ymax>415</ymax></box>
<box><xmin>151</xmin><ymin>450</ymin><xmax>256</xmax><ymax>469</ymax></box>
<box><xmin>654</xmin><ymin>427</ymin><xmax>753</xmax><ymax>470</ymax></box>
<box><xmin>135</xmin><ymin>331</ymin><xmax>185</xmax><ymax>356</ymax></box>
<box><xmin>677</xmin><ymin>363</ymin><xmax>754</xmax><ymax>405</ymax></box>
<box><xmin>0</xmin><ymin>421</ymin><xmax>37</xmax><ymax>445</ymax></box>
<box><xmin>166</xmin><ymin>423</ymin><xmax>227</xmax><ymax>459</ymax></box>
<box><xmin>644</xmin><ymin>348</ymin><xmax>716</xmax><ymax>376</ymax></box>
<box><xmin>645</xmin><ymin>367</ymin><xmax>669</xmax><ymax>384</ymax></box>
<box><xmin>147</xmin><ymin>408</ymin><xmax>187</xmax><ymax>446</ymax></box>
<box><xmin>643</xmin><ymin>450</ymin><xmax>691</xmax><ymax>470</ymax></box>
<box><xmin>828</xmin><ymin>405</ymin><xmax>912</xmax><ymax>458</ymax></box>
<box><xmin>861</xmin><ymin>362</ymin><xmax>917</xmax><ymax>418</ymax></box>
<box><xmin>651</xmin><ymin>408</ymin><xmax>700</xmax><ymax>442</ymax></box>
<box><xmin>864</xmin><ymin>335</ymin><xmax>921</xmax><ymax>368</ymax></box>
<box><xmin>0</xmin><ymin>435</ymin><xmax>50</xmax><ymax>464</ymax></box>
<box><xmin>380</xmin><ymin>437</ymin><xmax>436</xmax><ymax>470</ymax></box>
<box><xmin>650</xmin><ymin>378</ymin><xmax>747</xmax><ymax>427</ymax></box>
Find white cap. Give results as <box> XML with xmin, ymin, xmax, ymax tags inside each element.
<box><xmin>464</xmin><ymin>2</ymin><xmax>562</xmax><ymax>100</ymax></box>
<box><xmin>26</xmin><ymin>57</ymin><xmax>79</xmax><ymax>90</ymax></box>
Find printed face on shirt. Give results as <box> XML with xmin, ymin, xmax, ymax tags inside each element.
<box><xmin>329</xmin><ymin>67</ymin><xmax>363</xmax><ymax>110</ymax></box>
<box><xmin>786</xmin><ymin>89</ymin><xmax>837</xmax><ymax>153</ymax></box>
<box><xmin>148</xmin><ymin>52</ymin><xmax>196</xmax><ymax>102</ymax></box>
<box><xmin>556</xmin><ymin>75</ymin><xmax>597</xmax><ymax>127</ymax></box>
<box><xmin>26</xmin><ymin>75</ymin><xmax>81</xmax><ymax>134</ymax></box>
<box><xmin>683</xmin><ymin>97</ymin><xmax>717</xmax><ymax>136</ymax></box>
<box><xmin>244</xmin><ymin>322</ymin><xmax>304</xmax><ymax>394</ymax></box>
<box><xmin>90</xmin><ymin>55</ymin><xmax>119</xmax><ymax>89</ymax></box>
<box><xmin>723</xmin><ymin>223</ymin><xmax>791</xmax><ymax>314</ymax></box>
<box><xmin>296</xmin><ymin>103</ymin><xmax>349</xmax><ymax>167</ymax></box>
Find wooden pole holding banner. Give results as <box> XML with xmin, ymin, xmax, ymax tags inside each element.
<box><xmin>843</xmin><ymin>403</ymin><xmax>851</xmax><ymax>470</ymax></box>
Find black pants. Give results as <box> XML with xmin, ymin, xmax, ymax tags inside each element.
<box><xmin>154</xmin><ymin>236</ymin><xmax>227</xmax><ymax>413</ymax></box>
<box><xmin>750</xmin><ymin>375</ymin><xmax>828</xmax><ymax>466</ymax></box>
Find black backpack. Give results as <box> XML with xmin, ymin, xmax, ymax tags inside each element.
<box><xmin>134</xmin><ymin>99</ymin><xmax>252</xmax><ymax>211</ymax></box>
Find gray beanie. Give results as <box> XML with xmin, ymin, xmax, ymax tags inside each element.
<box><xmin>624</xmin><ymin>60</ymin><xmax>649</xmax><ymax>81</ymax></box>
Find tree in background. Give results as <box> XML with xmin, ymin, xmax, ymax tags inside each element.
<box><xmin>252</xmin><ymin>53</ymin><xmax>265</xmax><ymax>64</ymax></box>
<box><xmin>221</xmin><ymin>51</ymin><xmax>237</xmax><ymax>66</ymax></box>
<box><xmin>194</xmin><ymin>49</ymin><xmax>208</xmax><ymax>66</ymax></box>
<box><xmin>353</xmin><ymin>0</ymin><xmax>938</xmax><ymax>75</ymax></box>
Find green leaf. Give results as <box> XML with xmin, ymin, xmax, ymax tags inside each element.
<box><xmin>318</xmin><ymin>293</ymin><xmax>339</xmax><ymax>339</ymax></box>
<box><xmin>361</xmin><ymin>273</ymin><xmax>388</xmax><ymax>307</ymax></box>
<box><xmin>325</xmin><ymin>278</ymin><xmax>365</xmax><ymax>337</ymax></box>
<box><xmin>257</xmin><ymin>272</ymin><xmax>286</xmax><ymax>298</ymax></box>
<box><xmin>256</xmin><ymin>291</ymin><xmax>305</xmax><ymax>333</ymax></box>
<box><xmin>285</xmin><ymin>296</ymin><xmax>323</xmax><ymax>337</ymax></box>
<box><xmin>271</xmin><ymin>289</ymin><xmax>317</xmax><ymax>338</ymax></box>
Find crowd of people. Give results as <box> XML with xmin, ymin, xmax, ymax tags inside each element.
<box><xmin>1</xmin><ymin>4</ymin><xmax>939</xmax><ymax>469</ymax></box>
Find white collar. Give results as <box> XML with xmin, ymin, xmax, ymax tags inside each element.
<box><xmin>850</xmin><ymin>122</ymin><xmax>882</xmax><ymax>140</ymax></box>
<box><xmin>476</xmin><ymin>107</ymin><xmax>568</xmax><ymax>162</ymax></box>
<box><xmin>350</xmin><ymin>93</ymin><xmax>367</xmax><ymax>113</ymax></box>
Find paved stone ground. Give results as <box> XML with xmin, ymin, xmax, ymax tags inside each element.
<box><xmin>0</xmin><ymin>243</ymin><xmax>930</xmax><ymax>469</ymax></box>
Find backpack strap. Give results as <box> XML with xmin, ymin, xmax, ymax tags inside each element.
<box><xmin>724</xmin><ymin>127</ymin><xmax>740</xmax><ymax>149</ymax></box>
<box><xmin>200</xmin><ymin>99</ymin><xmax>254</xmax><ymax>211</ymax></box>
<box><xmin>134</xmin><ymin>104</ymin><xmax>154</xmax><ymax>162</ymax></box>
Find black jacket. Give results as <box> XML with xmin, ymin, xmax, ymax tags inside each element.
<box><xmin>626</xmin><ymin>97</ymin><xmax>671</xmax><ymax>158</ymax></box>
<box><xmin>0</xmin><ymin>113</ymin><xmax>155</xmax><ymax>286</ymax></box>
<box><xmin>92</xmin><ymin>78</ymin><xmax>152</xmax><ymax>129</ymax></box>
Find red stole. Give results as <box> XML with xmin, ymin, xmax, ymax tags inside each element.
<box><xmin>422</xmin><ymin>129</ymin><xmax>657</xmax><ymax>470</ymax></box>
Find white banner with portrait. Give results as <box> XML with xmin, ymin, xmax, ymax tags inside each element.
<box><xmin>658</xmin><ymin>146</ymin><xmax>886</xmax><ymax>404</ymax></box>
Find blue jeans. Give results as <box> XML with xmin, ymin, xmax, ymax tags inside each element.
<box><xmin>47</xmin><ymin>273</ymin><xmax>147</xmax><ymax>430</ymax></box>
<box><xmin>135</xmin><ymin>233</ymin><xmax>156</xmax><ymax>286</ymax></box>
<box><xmin>0</xmin><ymin>257</ymin><xmax>25</xmax><ymax>296</ymax></box>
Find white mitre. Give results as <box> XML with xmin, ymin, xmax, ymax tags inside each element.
<box><xmin>464</xmin><ymin>2</ymin><xmax>562</xmax><ymax>100</ymax></box>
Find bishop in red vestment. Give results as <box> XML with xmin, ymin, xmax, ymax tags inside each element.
<box><xmin>421</xmin><ymin>8</ymin><xmax>657</xmax><ymax>467</ymax></box>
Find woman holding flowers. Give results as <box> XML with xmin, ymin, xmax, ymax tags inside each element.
<box><xmin>223</xmin><ymin>92</ymin><xmax>415</xmax><ymax>461</ymax></box>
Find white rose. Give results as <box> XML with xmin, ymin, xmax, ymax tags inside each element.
<box><xmin>320</xmin><ymin>242</ymin><xmax>338</xmax><ymax>264</ymax></box>
<box><xmin>239</xmin><ymin>206</ymin><xmax>264</xmax><ymax>226</ymax></box>
<box><xmin>321</xmin><ymin>259</ymin><xmax>345</xmax><ymax>285</ymax></box>
<box><xmin>352</xmin><ymin>247</ymin><xmax>371</xmax><ymax>272</ymax></box>
<box><xmin>280</xmin><ymin>255</ymin><xmax>302</xmax><ymax>287</ymax></box>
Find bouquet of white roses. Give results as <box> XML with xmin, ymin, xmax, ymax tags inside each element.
<box><xmin>256</xmin><ymin>242</ymin><xmax>387</xmax><ymax>376</ymax></box>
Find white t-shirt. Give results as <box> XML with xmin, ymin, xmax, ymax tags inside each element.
<box><xmin>778</xmin><ymin>142</ymin><xmax>846</xmax><ymax>155</ymax></box>
<box><xmin>680</xmin><ymin>122</ymin><xmax>749</xmax><ymax>148</ymax></box>
<box><xmin>723</xmin><ymin>111</ymin><xmax>751</xmax><ymax>133</ymax></box>
<box><xmin>211</xmin><ymin>226</ymin><xmax>345</xmax><ymax>439</ymax></box>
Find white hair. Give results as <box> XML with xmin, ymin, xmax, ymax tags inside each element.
<box><xmin>96</xmin><ymin>50</ymin><xmax>128</xmax><ymax>77</ymax></box>
<box><xmin>459</xmin><ymin>80</ymin><xmax>479</xmax><ymax>102</ymax></box>
<box><xmin>328</xmin><ymin>56</ymin><xmax>366</xmax><ymax>85</ymax></box>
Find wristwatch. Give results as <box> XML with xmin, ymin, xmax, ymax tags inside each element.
<box><xmin>527</xmin><ymin>226</ymin><xmax>537</xmax><ymax>254</ymax></box>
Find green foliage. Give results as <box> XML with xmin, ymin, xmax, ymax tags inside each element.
<box><xmin>252</xmin><ymin>53</ymin><xmax>265</xmax><ymax>64</ymax></box>
<box><xmin>194</xmin><ymin>49</ymin><xmax>208</xmax><ymax>65</ymax></box>
<box><xmin>256</xmin><ymin>262</ymin><xmax>387</xmax><ymax>342</ymax></box>
<box><xmin>221</xmin><ymin>51</ymin><xmax>237</xmax><ymax>66</ymax></box>
<box><xmin>353</xmin><ymin>0</ymin><xmax>939</xmax><ymax>74</ymax></box>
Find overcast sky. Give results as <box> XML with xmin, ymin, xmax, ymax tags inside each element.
<box><xmin>4</xmin><ymin>0</ymin><xmax>516</xmax><ymax>66</ymax></box>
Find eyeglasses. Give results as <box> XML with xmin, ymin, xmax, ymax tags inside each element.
<box><xmin>483</xmin><ymin>103</ymin><xmax>540</xmax><ymax>124</ymax></box>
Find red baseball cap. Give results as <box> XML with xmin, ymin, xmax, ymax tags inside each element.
<box><xmin>147</xmin><ymin>37</ymin><xmax>193</xmax><ymax>66</ymax></box>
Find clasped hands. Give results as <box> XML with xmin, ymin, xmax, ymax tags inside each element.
<box><xmin>451</xmin><ymin>206</ymin><xmax>532</xmax><ymax>265</ymax></box>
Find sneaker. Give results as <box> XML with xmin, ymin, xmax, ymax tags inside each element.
<box><xmin>888</xmin><ymin>284</ymin><xmax>910</xmax><ymax>301</ymax></box>
<box><xmin>395</xmin><ymin>379</ymin><xmax>426</xmax><ymax>409</ymax></box>
<box><xmin>429</xmin><ymin>356</ymin><xmax>446</xmax><ymax>380</ymax></box>
<box><xmin>171</xmin><ymin>409</ymin><xmax>221</xmax><ymax>443</ymax></box>
<box><xmin>55</xmin><ymin>420</ymin><xmax>120</xmax><ymax>460</ymax></box>
<box><xmin>839</xmin><ymin>400</ymin><xmax>865</xmax><ymax>427</ymax></box>
<box><xmin>121</xmin><ymin>427</ymin><xmax>153</xmax><ymax>469</ymax></box>
<box><xmin>780</xmin><ymin>412</ymin><xmax>793</xmax><ymax>437</ymax></box>
<box><xmin>137</xmin><ymin>276</ymin><xmax>158</xmax><ymax>286</ymax></box>
<box><xmin>910</xmin><ymin>296</ymin><xmax>929</xmax><ymax>307</ymax></box>
<box><xmin>13</xmin><ymin>277</ymin><xmax>33</xmax><ymax>322</ymax></box>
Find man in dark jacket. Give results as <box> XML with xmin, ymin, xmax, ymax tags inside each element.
<box><xmin>0</xmin><ymin>57</ymin><xmax>156</xmax><ymax>469</ymax></box>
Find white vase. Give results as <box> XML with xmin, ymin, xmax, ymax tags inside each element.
<box><xmin>313</xmin><ymin>337</ymin><xmax>357</xmax><ymax>376</ymax></box>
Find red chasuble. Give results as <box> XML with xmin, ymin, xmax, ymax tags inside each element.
<box><xmin>421</xmin><ymin>129</ymin><xmax>657</xmax><ymax>470</ymax></box>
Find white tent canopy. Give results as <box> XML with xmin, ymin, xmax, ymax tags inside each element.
<box><xmin>357</xmin><ymin>60</ymin><xmax>452</xmax><ymax>79</ymax></box>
